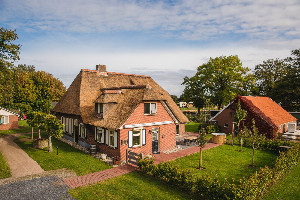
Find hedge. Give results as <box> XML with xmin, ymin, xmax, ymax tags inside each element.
<box><xmin>138</xmin><ymin>141</ymin><xmax>300</xmax><ymax>200</ymax></box>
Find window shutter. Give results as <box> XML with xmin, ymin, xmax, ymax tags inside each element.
<box><xmin>114</xmin><ymin>131</ymin><xmax>118</xmax><ymax>149</ymax></box>
<box><xmin>95</xmin><ymin>127</ymin><xmax>97</xmax><ymax>141</ymax></box>
<box><xmin>95</xmin><ymin>103</ymin><xmax>98</xmax><ymax>113</ymax></box>
<box><xmin>105</xmin><ymin>129</ymin><xmax>109</xmax><ymax>145</ymax></box>
<box><xmin>151</xmin><ymin>103</ymin><xmax>157</xmax><ymax>114</ymax></box>
<box><xmin>128</xmin><ymin>130</ymin><xmax>133</xmax><ymax>148</ymax></box>
<box><xmin>101</xmin><ymin>129</ymin><xmax>104</xmax><ymax>143</ymax></box>
<box><xmin>142</xmin><ymin>129</ymin><xmax>146</xmax><ymax>146</ymax></box>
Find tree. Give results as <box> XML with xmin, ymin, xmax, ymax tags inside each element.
<box><xmin>170</xmin><ymin>95</ymin><xmax>179</xmax><ymax>104</ymax></box>
<box><xmin>246</xmin><ymin>119</ymin><xmax>265</xmax><ymax>167</ymax></box>
<box><xmin>0</xmin><ymin>27</ymin><xmax>21</xmax><ymax>107</ymax></box>
<box><xmin>43</xmin><ymin>114</ymin><xmax>63</xmax><ymax>152</ymax></box>
<box><xmin>196</xmin><ymin>128</ymin><xmax>208</xmax><ymax>170</ymax></box>
<box><xmin>234</xmin><ymin>100</ymin><xmax>247</xmax><ymax>149</ymax></box>
<box><xmin>26</xmin><ymin>112</ymin><xmax>35</xmax><ymax>140</ymax></box>
<box><xmin>182</xmin><ymin>56</ymin><xmax>256</xmax><ymax>110</ymax></box>
<box><xmin>31</xmin><ymin>111</ymin><xmax>46</xmax><ymax>139</ymax></box>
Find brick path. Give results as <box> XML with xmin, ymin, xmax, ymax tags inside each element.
<box><xmin>153</xmin><ymin>143</ymin><xmax>221</xmax><ymax>164</ymax></box>
<box><xmin>64</xmin><ymin>142</ymin><xmax>221</xmax><ymax>189</ymax></box>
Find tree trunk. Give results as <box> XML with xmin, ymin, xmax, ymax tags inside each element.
<box><xmin>240</xmin><ymin>137</ymin><xmax>243</xmax><ymax>152</ymax></box>
<box><xmin>199</xmin><ymin>147</ymin><xmax>203</xmax><ymax>169</ymax></box>
<box><xmin>38</xmin><ymin>129</ymin><xmax>41</xmax><ymax>139</ymax></box>
<box><xmin>48</xmin><ymin>136</ymin><xmax>52</xmax><ymax>152</ymax></box>
<box><xmin>252</xmin><ymin>143</ymin><xmax>255</xmax><ymax>167</ymax></box>
<box><xmin>31</xmin><ymin>127</ymin><xmax>34</xmax><ymax>140</ymax></box>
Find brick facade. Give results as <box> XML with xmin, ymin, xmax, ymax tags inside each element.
<box><xmin>0</xmin><ymin>115</ymin><xmax>19</xmax><ymax>130</ymax></box>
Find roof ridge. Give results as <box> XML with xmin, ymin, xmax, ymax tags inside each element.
<box><xmin>101</xmin><ymin>84</ymin><xmax>151</xmax><ymax>91</ymax></box>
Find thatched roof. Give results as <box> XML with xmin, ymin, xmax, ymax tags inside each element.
<box><xmin>52</xmin><ymin>68</ymin><xmax>188</xmax><ymax>129</ymax></box>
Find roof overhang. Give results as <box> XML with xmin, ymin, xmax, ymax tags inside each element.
<box><xmin>123</xmin><ymin>121</ymin><xmax>173</xmax><ymax>129</ymax></box>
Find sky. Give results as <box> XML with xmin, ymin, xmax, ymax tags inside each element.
<box><xmin>1</xmin><ymin>0</ymin><xmax>299</xmax><ymax>96</ymax></box>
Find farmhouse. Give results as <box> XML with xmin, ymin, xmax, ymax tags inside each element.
<box><xmin>210</xmin><ymin>96</ymin><xmax>297</xmax><ymax>138</ymax></box>
<box><xmin>52</xmin><ymin>65</ymin><xmax>189</xmax><ymax>161</ymax></box>
<box><xmin>0</xmin><ymin>107</ymin><xmax>19</xmax><ymax>130</ymax></box>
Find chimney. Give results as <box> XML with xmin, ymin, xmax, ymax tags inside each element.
<box><xmin>96</xmin><ymin>64</ymin><xmax>107</xmax><ymax>72</ymax></box>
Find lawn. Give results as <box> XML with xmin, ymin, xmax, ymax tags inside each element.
<box><xmin>69</xmin><ymin>171</ymin><xmax>193</xmax><ymax>200</ymax></box>
<box><xmin>262</xmin><ymin>164</ymin><xmax>300</xmax><ymax>200</ymax></box>
<box><xmin>172</xmin><ymin>144</ymin><xmax>278</xmax><ymax>182</ymax></box>
<box><xmin>185</xmin><ymin>122</ymin><xmax>200</xmax><ymax>133</ymax></box>
<box><xmin>0</xmin><ymin>152</ymin><xmax>11</xmax><ymax>179</ymax></box>
<box><xmin>15</xmin><ymin>134</ymin><xmax>111</xmax><ymax>176</ymax></box>
<box><xmin>0</xmin><ymin>120</ymin><xmax>37</xmax><ymax>137</ymax></box>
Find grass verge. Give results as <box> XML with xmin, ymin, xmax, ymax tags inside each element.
<box><xmin>173</xmin><ymin>144</ymin><xmax>278</xmax><ymax>182</ymax></box>
<box><xmin>15</xmin><ymin>134</ymin><xmax>111</xmax><ymax>176</ymax></box>
<box><xmin>262</xmin><ymin>164</ymin><xmax>300</xmax><ymax>200</ymax></box>
<box><xmin>185</xmin><ymin>122</ymin><xmax>200</xmax><ymax>133</ymax></box>
<box><xmin>0</xmin><ymin>152</ymin><xmax>11</xmax><ymax>179</ymax></box>
<box><xmin>69</xmin><ymin>171</ymin><xmax>193</xmax><ymax>200</ymax></box>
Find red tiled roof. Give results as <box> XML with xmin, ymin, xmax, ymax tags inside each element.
<box><xmin>239</xmin><ymin>96</ymin><xmax>296</xmax><ymax>127</ymax></box>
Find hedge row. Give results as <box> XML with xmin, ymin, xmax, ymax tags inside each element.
<box><xmin>138</xmin><ymin>141</ymin><xmax>300</xmax><ymax>200</ymax></box>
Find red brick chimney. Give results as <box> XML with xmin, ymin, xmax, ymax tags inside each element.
<box><xmin>96</xmin><ymin>64</ymin><xmax>107</xmax><ymax>72</ymax></box>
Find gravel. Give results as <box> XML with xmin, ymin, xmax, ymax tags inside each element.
<box><xmin>0</xmin><ymin>176</ymin><xmax>74</xmax><ymax>200</ymax></box>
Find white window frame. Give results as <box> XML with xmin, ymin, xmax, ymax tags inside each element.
<box><xmin>129</xmin><ymin>129</ymin><xmax>146</xmax><ymax>147</ymax></box>
<box><xmin>79</xmin><ymin>123</ymin><xmax>86</xmax><ymax>138</ymax></box>
<box><xmin>0</xmin><ymin>116</ymin><xmax>9</xmax><ymax>124</ymax></box>
<box><xmin>65</xmin><ymin>118</ymin><xmax>69</xmax><ymax>133</ymax></box>
<box><xmin>96</xmin><ymin>103</ymin><xmax>103</xmax><ymax>114</ymax></box>
<box><xmin>132</xmin><ymin>129</ymin><xmax>142</xmax><ymax>147</ymax></box>
<box><xmin>144</xmin><ymin>102</ymin><xmax>157</xmax><ymax>115</ymax></box>
<box><xmin>109</xmin><ymin>130</ymin><xmax>115</xmax><ymax>148</ymax></box>
<box><xmin>95</xmin><ymin>127</ymin><xmax>104</xmax><ymax>143</ymax></box>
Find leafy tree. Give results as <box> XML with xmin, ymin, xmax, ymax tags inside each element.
<box><xmin>246</xmin><ymin>119</ymin><xmax>265</xmax><ymax>167</ymax></box>
<box><xmin>182</xmin><ymin>56</ymin><xmax>255</xmax><ymax>110</ymax></box>
<box><xmin>26</xmin><ymin>112</ymin><xmax>35</xmax><ymax>140</ymax></box>
<box><xmin>196</xmin><ymin>128</ymin><xmax>208</xmax><ymax>170</ymax></box>
<box><xmin>234</xmin><ymin>100</ymin><xmax>247</xmax><ymax>149</ymax></box>
<box><xmin>170</xmin><ymin>95</ymin><xmax>179</xmax><ymax>104</ymax></box>
<box><xmin>0</xmin><ymin>27</ymin><xmax>21</xmax><ymax>106</ymax></box>
<box><xmin>43</xmin><ymin>114</ymin><xmax>63</xmax><ymax>152</ymax></box>
<box><xmin>31</xmin><ymin>111</ymin><xmax>46</xmax><ymax>139</ymax></box>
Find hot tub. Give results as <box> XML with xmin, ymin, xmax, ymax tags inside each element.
<box><xmin>212</xmin><ymin>133</ymin><xmax>226</xmax><ymax>144</ymax></box>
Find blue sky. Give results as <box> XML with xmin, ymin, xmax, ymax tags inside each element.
<box><xmin>1</xmin><ymin>0</ymin><xmax>299</xmax><ymax>96</ymax></box>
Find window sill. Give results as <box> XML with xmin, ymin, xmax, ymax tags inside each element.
<box><xmin>144</xmin><ymin>113</ymin><xmax>157</xmax><ymax>116</ymax></box>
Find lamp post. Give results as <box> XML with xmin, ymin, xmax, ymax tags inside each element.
<box><xmin>56</xmin><ymin>146</ymin><xmax>59</xmax><ymax>155</ymax></box>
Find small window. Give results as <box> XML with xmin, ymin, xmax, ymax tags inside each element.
<box><xmin>133</xmin><ymin>129</ymin><xmax>141</xmax><ymax>146</ymax></box>
<box><xmin>79</xmin><ymin>123</ymin><xmax>87</xmax><ymax>138</ymax></box>
<box><xmin>0</xmin><ymin>116</ymin><xmax>9</xmax><ymax>124</ymax></box>
<box><xmin>176</xmin><ymin>124</ymin><xmax>180</xmax><ymax>135</ymax></box>
<box><xmin>224</xmin><ymin>123</ymin><xmax>229</xmax><ymax>128</ymax></box>
<box><xmin>95</xmin><ymin>127</ymin><xmax>104</xmax><ymax>143</ymax></box>
<box><xmin>109</xmin><ymin>130</ymin><xmax>114</xmax><ymax>147</ymax></box>
<box><xmin>144</xmin><ymin>103</ymin><xmax>157</xmax><ymax>114</ymax></box>
<box><xmin>95</xmin><ymin>103</ymin><xmax>103</xmax><ymax>114</ymax></box>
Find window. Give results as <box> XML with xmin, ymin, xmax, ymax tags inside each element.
<box><xmin>79</xmin><ymin>123</ymin><xmax>86</xmax><ymax>138</ymax></box>
<box><xmin>65</xmin><ymin>118</ymin><xmax>69</xmax><ymax>133</ymax></box>
<box><xmin>144</xmin><ymin>103</ymin><xmax>157</xmax><ymax>114</ymax></box>
<box><xmin>128</xmin><ymin>129</ymin><xmax>146</xmax><ymax>148</ymax></box>
<box><xmin>95</xmin><ymin>127</ymin><xmax>104</xmax><ymax>143</ymax></box>
<box><xmin>107</xmin><ymin>130</ymin><xmax>118</xmax><ymax>149</ymax></box>
<box><xmin>133</xmin><ymin>129</ymin><xmax>141</xmax><ymax>146</ymax></box>
<box><xmin>0</xmin><ymin>116</ymin><xmax>9</xmax><ymax>124</ymax></box>
<box><xmin>176</xmin><ymin>124</ymin><xmax>180</xmax><ymax>135</ymax></box>
<box><xmin>95</xmin><ymin>103</ymin><xmax>103</xmax><ymax>114</ymax></box>
<box><xmin>224</xmin><ymin>123</ymin><xmax>229</xmax><ymax>128</ymax></box>
<box><xmin>61</xmin><ymin>117</ymin><xmax>74</xmax><ymax>134</ymax></box>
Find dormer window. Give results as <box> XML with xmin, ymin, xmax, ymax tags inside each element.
<box><xmin>144</xmin><ymin>103</ymin><xmax>157</xmax><ymax>115</ymax></box>
<box><xmin>95</xmin><ymin>103</ymin><xmax>103</xmax><ymax>114</ymax></box>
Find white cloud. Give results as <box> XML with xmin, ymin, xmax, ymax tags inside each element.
<box><xmin>1</xmin><ymin>0</ymin><xmax>299</xmax><ymax>42</ymax></box>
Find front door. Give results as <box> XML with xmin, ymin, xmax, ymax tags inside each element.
<box><xmin>152</xmin><ymin>128</ymin><xmax>159</xmax><ymax>154</ymax></box>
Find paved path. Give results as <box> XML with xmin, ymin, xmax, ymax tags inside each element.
<box><xmin>64</xmin><ymin>142</ymin><xmax>221</xmax><ymax>189</ymax></box>
<box><xmin>0</xmin><ymin>134</ymin><xmax>44</xmax><ymax>178</ymax></box>
<box><xmin>153</xmin><ymin>142</ymin><xmax>220</xmax><ymax>164</ymax></box>
<box><xmin>64</xmin><ymin>164</ymin><xmax>138</xmax><ymax>189</ymax></box>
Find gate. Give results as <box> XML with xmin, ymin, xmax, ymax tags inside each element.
<box><xmin>126</xmin><ymin>149</ymin><xmax>144</xmax><ymax>166</ymax></box>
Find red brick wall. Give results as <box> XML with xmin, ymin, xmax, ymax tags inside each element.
<box><xmin>179</xmin><ymin>123</ymin><xmax>185</xmax><ymax>135</ymax></box>
<box><xmin>214</xmin><ymin>108</ymin><xmax>234</xmax><ymax>134</ymax></box>
<box><xmin>0</xmin><ymin>115</ymin><xmax>19</xmax><ymax>130</ymax></box>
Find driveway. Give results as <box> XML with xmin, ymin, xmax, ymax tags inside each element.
<box><xmin>0</xmin><ymin>134</ymin><xmax>44</xmax><ymax>178</ymax></box>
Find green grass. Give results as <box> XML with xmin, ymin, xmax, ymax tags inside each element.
<box><xmin>185</xmin><ymin>122</ymin><xmax>200</xmax><ymax>133</ymax></box>
<box><xmin>15</xmin><ymin>134</ymin><xmax>111</xmax><ymax>176</ymax></box>
<box><xmin>173</xmin><ymin>144</ymin><xmax>278</xmax><ymax>182</ymax></box>
<box><xmin>0</xmin><ymin>152</ymin><xmax>11</xmax><ymax>179</ymax></box>
<box><xmin>69</xmin><ymin>171</ymin><xmax>193</xmax><ymax>200</ymax></box>
<box><xmin>0</xmin><ymin>120</ymin><xmax>38</xmax><ymax>137</ymax></box>
<box><xmin>262</xmin><ymin>164</ymin><xmax>300</xmax><ymax>200</ymax></box>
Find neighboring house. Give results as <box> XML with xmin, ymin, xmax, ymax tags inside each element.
<box><xmin>0</xmin><ymin>107</ymin><xmax>19</xmax><ymax>130</ymax></box>
<box><xmin>210</xmin><ymin>96</ymin><xmax>297</xmax><ymax>138</ymax></box>
<box><xmin>52</xmin><ymin>65</ymin><xmax>189</xmax><ymax>161</ymax></box>
<box><xmin>179</xmin><ymin>102</ymin><xmax>187</xmax><ymax>108</ymax></box>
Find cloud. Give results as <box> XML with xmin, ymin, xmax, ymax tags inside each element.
<box><xmin>1</xmin><ymin>0</ymin><xmax>299</xmax><ymax>42</ymax></box>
